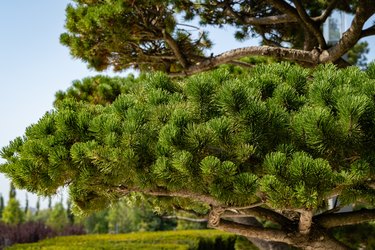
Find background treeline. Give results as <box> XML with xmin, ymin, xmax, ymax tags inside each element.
<box><xmin>0</xmin><ymin>183</ymin><xmax>205</xmax><ymax>249</ymax></box>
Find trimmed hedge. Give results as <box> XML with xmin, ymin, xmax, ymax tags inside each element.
<box><xmin>7</xmin><ymin>230</ymin><xmax>239</xmax><ymax>250</ymax></box>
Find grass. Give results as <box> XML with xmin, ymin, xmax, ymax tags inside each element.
<box><xmin>7</xmin><ymin>229</ymin><xmax>243</xmax><ymax>250</ymax></box>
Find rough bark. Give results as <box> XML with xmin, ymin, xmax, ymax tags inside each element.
<box><xmin>113</xmin><ymin>186</ymin><xmax>375</xmax><ymax>249</ymax></box>
<box><xmin>171</xmin><ymin>46</ymin><xmax>318</xmax><ymax>76</ymax></box>
<box><xmin>315</xmin><ymin>208</ymin><xmax>375</xmax><ymax>228</ymax></box>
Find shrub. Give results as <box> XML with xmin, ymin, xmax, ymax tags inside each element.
<box><xmin>8</xmin><ymin>230</ymin><xmax>239</xmax><ymax>250</ymax></box>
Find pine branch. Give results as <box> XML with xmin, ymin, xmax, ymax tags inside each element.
<box><xmin>162</xmin><ymin>29</ymin><xmax>189</xmax><ymax>69</ymax></box>
<box><xmin>315</xmin><ymin>208</ymin><xmax>375</xmax><ymax>228</ymax></box>
<box><xmin>162</xmin><ymin>215</ymin><xmax>208</xmax><ymax>223</ymax></box>
<box><xmin>116</xmin><ymin>186</ymin><xmax>222</xmax><ymax>207</ymax></box>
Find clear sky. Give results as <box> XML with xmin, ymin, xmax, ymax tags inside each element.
<box><xmin>0</xmin><ymin>1</ymin><xmax>374</xmax><ymax>208</ymax></box>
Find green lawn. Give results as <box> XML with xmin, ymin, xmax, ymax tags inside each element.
<box><xmin>7</xmin><ymin>229</ymin><xmax>256</xmax><ymax>250</ymax></box>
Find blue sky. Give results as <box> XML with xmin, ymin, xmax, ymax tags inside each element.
<box><xmin>0</xmin><ymin>1</ymin><xmax>374</xmax><ymax>208</ymax></box>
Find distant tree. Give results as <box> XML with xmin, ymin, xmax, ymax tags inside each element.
<box><xmin>24</xmin><ymin>194</ymin><xmax>29</xmax><ymax>215</ymax></box>
<box><xmin>48</xmin><ymin>197</ymin><xmax>52</xmax><ymax>210</ymax></box>
<box><xmin>107</xmin><ymin>199</ymin><xmax>174</xmax><ymax>233</ymax></box>
<box><xmin>9</xmin><ymin>182</ymin><xmax>16</xmax><ymax>200</ymax></box>
<box><xmin>67</xmin><ymin>200</ymin><xmax>75</xmax><ymax>225</ymax></box>
<box><xmin>347</xmin><ymin>41</ymin><xmax>370</xmax><ymax>68</ymax></box>
<box><xmin>0</xmin><ymin>194</ymin><xmax>4</xmax><ymax>219</ymax></box>
<box><xmin>2</xmin><ymin>198</ymin><xmax>25</xmax><ymax>225</ymax></box>
<box><xmin>46</xmin><ymin>203</ymin><xmax>68</xmax><ymax>232</ymax></box>
<box><xmin>82</xmin><ymin>209</ymin><xmax>109</xmax><ymax>234</ymax></box>
<box><xmin>35</xmin><ymin>197</ymin><xmax>40</xmax><ymax>217</ymax></box>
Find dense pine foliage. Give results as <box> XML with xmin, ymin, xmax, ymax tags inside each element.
<box><xmin>3</xmin><ymin>63</ymin><xmax>375</xmax><ymax>249</ymax></box>
<box><xmin>2</xmin><ymin>63</ymin><xmax>375</xmax><ymax>212</ymax></box>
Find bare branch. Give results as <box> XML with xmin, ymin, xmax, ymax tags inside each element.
<box><xmin>292</xmin><ymin>0</ymin><xmax>327</xmax><ymax>48</ymax></box>
<box><xmin>315</xmin><ymin>208</ymin><xmax>375</xmax><ymax>228</ymax></box>
<box><xmin>162</xmin><ymin>29</ymin><xmax>189</xmax><ymax>69</ymax></box>
<box><xmin>313</xmin><ymin>0</ymin><xmax>340</xmax><ymax>23</ymax></box>
<box><xmin>170</xmin><ymin>46</ymin><xmax>318</xmax><ymax>76</ymax></box>
<box><xmin>266</xmin><ymin>0</ymin><xmax>300</xmax><ymax>19</ymax></box>
<box><xmin>162</xmin><ymin>215</ymin><xmax>208</xmax><ymax>223</ymax></box>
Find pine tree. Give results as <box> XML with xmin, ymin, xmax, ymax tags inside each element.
<box><xmin>46</xmin><ymin>202</ymin><xmax>68</xmax><ymax>232</ymax></box>
<box><xmin>0</xmin><ymin>194</ymin><xmax>4</xmax><ymax>219</ymax></box>
<box><xmin>24</xmin><ymin>194</ymin><xmax>29</xmax><ymax>214</ymax></box>
<box><xmin>3</xmin><ymin>63</ymin><xmax>375</xmax><ymax>248</ymax></box>
<box><xmin>2</xmin><ymin>197</ymin><xmax>25</xmax><ymax>225</ymax></box>
<box><xmin>60</xmin><ymin>0</ymin><xmax>375</xmax><ymax>74</ymax></box>
<box><xmin>9</xmin><ymin>182</ymin><xmax>16</xmax><ymax>200</ymax></box>
<box><xmin>35</xmin><ymin>197</ymin><xmax>40</xmax><ymax>217</ymax></box>
<box><xmin>67</xmin><ymin>200</ymin><xmax>74</xmax><ymax>225</ymax></box>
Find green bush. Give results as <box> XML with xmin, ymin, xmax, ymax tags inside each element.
<box><xmin>7</xmin><ymin>230</ymin><xmax>239</xmax><ymax>250</ymax></box>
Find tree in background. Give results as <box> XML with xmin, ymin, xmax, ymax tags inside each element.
<box><xmin>3</xmin><ymin>63</ymin><xmax>375</xmax><ymax>249</ymax></box>
<box><xmin>2</xmin><ymin>198</ymin><xmax>24</xmax><ymax>225</ymax></box>
<box><xmin>46</xmin><ymin>203</ymin><xmax>69</xmax><ymax>232</ymax></box>
<box><xmin>9</xmin><ymin>182</ymin><xmax>16</xmax><ymax>200</ymax></box>
<box><xmin>61</xmin><ymin>0</ymin><xmax>374</xmax><ymax>75</ymax></box>
<box><xmin>0</xmin><ymin>194</ymin><xmax>4</xmax><ymax>219</ymax></box>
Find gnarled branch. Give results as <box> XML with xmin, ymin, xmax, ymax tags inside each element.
<box><xmin>292</xmin><ymin>0</ymin><xmax>327</xmax><ymax>48</ymax></box>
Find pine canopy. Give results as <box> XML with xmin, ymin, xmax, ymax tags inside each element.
<box><xmin>2</xmin><ymin>63</ymin><xmax>375</xmax><ymax>248</ymax></box>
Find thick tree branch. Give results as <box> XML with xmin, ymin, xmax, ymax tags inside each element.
<box><xmin>315</xmin><ymin>208</ymin><xmax>375</xmax><ymax>228</ymax></box>
<box><xmin>171</xmin><ymin>46</ymin><xmax>318</xmax><ymax>76</ymax></box>
<box><xmin>243</xmin><ymin>14</ymin><xmax>298</xmax><ymax>25</ymax></box>
<box><xmin>361</xmin><ymin>24</ymin><xmax>375</xmax><ymax>38</ymax></box>
<box><xmin>222</xmin><ymin>206</ymin><xmax>294</xmax><ymax>230</ymax></box>
<box><xmin>266</xmin><ymin>0</ymin><xmax>299</xmax><ymax>19</ymax></box>
<box><xmin>214</xmin><ymin>219</ymin><xmax>294</xmax><ymax>245</ymax></box>
<box><xmin>320</xmin><ymin>0</ymin><xmax>375</xmax><ymax>63</ymax></box>
<box><xmin>162</xmin><ymin>215</ymin><xmax>208</xmax><ymax>223</ymax></box>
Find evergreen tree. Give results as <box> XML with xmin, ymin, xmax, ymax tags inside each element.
<box><xmin>60</xmin><ymin>0</ymin><xmax>374</xmax><ymax>74</ymax></box>
<box><xmin>35</xmin><ymin>197</ymin><xmax>40</xmax><ymax>217</ymax></box>
<box><xmin>24</xmin><ymin>194</ymin><xmax>29</xmax><ymax>214</ymax></box>
<box><xmin>3</xmin><ymin>63</ymin><xmax>375</xmax><ymax>248</ymax></box>
<box><xmin>2</xmin><ymin>197</ymin><xmax>25</xmax><ymax>225</ymax></box>
<box><xmin>67</xmin><ymin>200</ymin><xmax>74</xmax><ymax>225</ymax></box>
<box><xmin>0</xmin><ymin>194</ymin><xmax>4</xmax><ymax>219</ymax></box>
<box><xmin>9</xmin><ymin>182</ymin><xmax>16</xmax><ymax>199</ymax></box>
<box><xmin>46</xmin><ymin>202</ymin><xmax>68</xmax><ymax>232</ymax></box>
